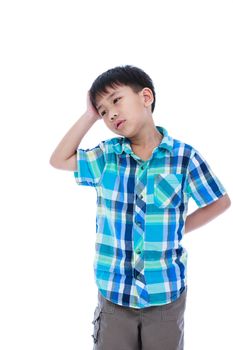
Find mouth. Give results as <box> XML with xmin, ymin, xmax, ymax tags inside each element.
<box><xmin>115</xmin><ymin>120</ymin><xmax>126</xmax><ymax>129</ymax></box>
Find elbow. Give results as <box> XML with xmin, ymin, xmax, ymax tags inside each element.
<box><xmin>226</xmin><ymin>194</ymin><xmax>231</xmax><ymax>208</ymax></box>
<box><xmin>49</xmin><ymin>159</ymin><xmax>56</xmax><ymax>168</ymax></box>
<box><xmin>49</xmin><ymin>155</ymin><xmax>61</xmax><ymax>169</ymax></box>
<box><xmin>49</xmin><ymin>151</ymin><xmax>56</xmax><ymax>167</ymax></box>
<box><xmin>221</xmin><ymin>193</ymin><xmax>231</xmax><ymax>210</ymax></box>
<box><xmin>49</xmin><ymin>155</ymin><xmax>56</xmax><ymax>167</ymax></box>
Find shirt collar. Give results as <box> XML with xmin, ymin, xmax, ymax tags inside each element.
<box><xmin>111</xmin><ymin>124</ymin><xmax>174</xmax><ymax>156</ymax></box>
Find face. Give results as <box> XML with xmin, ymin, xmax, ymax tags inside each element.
<box><xmin>95</xmin><ymin>84</ymin><xmax>153</xmax><ymax>136</ymax></box>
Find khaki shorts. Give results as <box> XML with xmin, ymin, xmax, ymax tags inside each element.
<box><xmin>91</xmin><ymin>287</ymin><xmax>187</xmax><ymax>350</ymax></box>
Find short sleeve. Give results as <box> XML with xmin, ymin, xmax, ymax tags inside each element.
<box><xmin>186</xmin><ymin>149</ymin><xmax>227</xmax><ymax>208</ymax></box>
<box><xmin>73</xmin><ymin>141</ymin><xmax>106</xmax><ymax>187</ymax></box>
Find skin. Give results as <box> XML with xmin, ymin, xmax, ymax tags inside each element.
<box><xmin>95</xmin><ymin>84</ymin><xmax>163</xmax><ymax>152</ymax></box>
<box><xmin>95</xmin><ymin>83</ymin><xmax>231</xmax><ymax>233</ymax></box>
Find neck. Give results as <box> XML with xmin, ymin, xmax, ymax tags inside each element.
<box><xmin>130</xmin><ymin>125</ymin><xmax>163</xmax><ymax>149</ymax></box>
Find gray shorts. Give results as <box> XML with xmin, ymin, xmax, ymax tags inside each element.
<box><xmin>91</xmin><ymin>287</ymin><xmax>188</xmax><ymax>350</ymax></box>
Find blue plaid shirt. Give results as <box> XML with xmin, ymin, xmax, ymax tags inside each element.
<box><xmin>73</xmin><ymin>125</ymin><xmax>227</xmax><ymax>308</ymax></box>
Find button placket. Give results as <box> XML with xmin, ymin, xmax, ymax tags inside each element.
<box><xmin>132</xmin><ymin>165</ymin><xmax>149</xmax><ymax>306</ymax></box>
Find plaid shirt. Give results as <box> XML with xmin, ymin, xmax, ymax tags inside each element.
<box><xmin>73</xmin><ymin>125</ymin><xmax>227</xmax><ymax>309</ymax></box>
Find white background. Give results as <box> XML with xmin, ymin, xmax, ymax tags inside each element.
<box><xmin>0</xmin><ymin>0</ymin><xmax>232</xmax><ymax>349</ymax></box>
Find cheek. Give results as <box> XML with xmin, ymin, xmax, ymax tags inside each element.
<box><xmin>103</xmin><ymin>119</ymin><xmax>112</xmax><ymax>128</ymax></box>
<box><xmin>130</xmin><ymin>100</ymin><xmax>143</xmax><ymax>113</ymax></box>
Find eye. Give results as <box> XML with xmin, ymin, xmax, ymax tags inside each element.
<box><xmin>113</xmin><ymin>97</ymin><xmax>121</xmax><ymax>103</ymax></box>
<box><xmin>100</xmin><ymin>97</ymin><xmax>121</xmax><ymax>117</ymax></box>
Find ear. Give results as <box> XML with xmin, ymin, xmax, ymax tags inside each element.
<box><xmin>141</xmin><ymin>88</ymin><xmax>154</xmax><ymax>108</ymax></box>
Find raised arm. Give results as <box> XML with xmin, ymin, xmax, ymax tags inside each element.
<box><xmin>49</xmin><ymin>91</ymin><xmax>101</xmax><ymax>170</ymax></box>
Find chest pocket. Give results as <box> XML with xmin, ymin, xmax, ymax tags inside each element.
<box><xmin>154</xmin><ymin>173</ymin><xmax>183</xmax><ymax>208</ymax></box>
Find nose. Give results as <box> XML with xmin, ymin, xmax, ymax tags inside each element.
<box><xmin>110</xmin><ymin>112</ymin><xmax>118</xmax><ymax>121</ymax></box>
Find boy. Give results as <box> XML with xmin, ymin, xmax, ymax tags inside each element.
<box><xmin>50</xmin><ymin>65</ymin><xmax>231</xmax><ymax>350</ymax></box>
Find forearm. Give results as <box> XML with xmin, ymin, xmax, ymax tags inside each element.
<box><xmin>50</xmin><ymin>112</ymin><xmax>96</xmax><ymax>165</ymax></box>
<box><xmin>184</xmin><ymin>195</ymin><xmax>231</xmax><ymax>234</ymax></box>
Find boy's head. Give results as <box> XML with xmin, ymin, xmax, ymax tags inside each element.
<box><xmin>89</xmin><ymin>65</ymin><xmax>156</xmax><ymax>136</ymax></box>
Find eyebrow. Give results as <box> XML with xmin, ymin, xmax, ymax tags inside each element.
<box><xmin>96</xmin><ymin>91</ymin><xmax>119</xmax><ymax>111</ymax></box>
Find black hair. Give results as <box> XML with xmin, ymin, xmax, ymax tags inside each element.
<box><xmin>89</xmin><ymin>65</ymin><xmax>156</xmax><ymax>113</ymax></box>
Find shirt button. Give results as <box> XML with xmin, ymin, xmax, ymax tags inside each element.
<box><xmin>140</xmin><ymin>194</ymin><xmax>143</xmax><ymax>199</ymax></box>
<box><xmin>136</xmin><ymin>221</ymin><xmax>142</xmax><ymax>227</ymax></box>
<box><xmin>135</xmin><ymin>248</ymin><xmax>141</xmax><ymax>254</ymax></box>
<box><xmin>141</xmin><ymin>166</ymin><xmax>144</xmax><ymax>170</ymax></box>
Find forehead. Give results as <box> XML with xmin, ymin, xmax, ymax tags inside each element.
<box><xmin>96</xmin><ymin>85</ymin><xmax>132</xmax><ymax>109</ymax></box>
